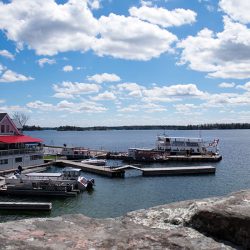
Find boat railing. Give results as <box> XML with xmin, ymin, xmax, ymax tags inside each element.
<box><xmin>0</xmin><ymin>148</ymin><xmax>43</xmax><ymax>157</ymax></box>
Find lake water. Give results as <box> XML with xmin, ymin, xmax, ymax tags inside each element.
<box><xmin>1</xmin><ymin>129</ymin><xmax>250</xmax><ymax>221</ymax></box>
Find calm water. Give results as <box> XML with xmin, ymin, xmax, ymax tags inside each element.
<box><xmin>1</xmin><ymin>129</ymin><xmax>250</xmax><ymax>221</ymax></box>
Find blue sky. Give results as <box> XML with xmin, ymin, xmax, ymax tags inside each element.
<box><xmin>0</xmin><ymin>0</ymin><xmax>250</xmax><ymax>127</ymax></box>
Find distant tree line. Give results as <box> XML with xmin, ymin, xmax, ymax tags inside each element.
<box><xmin>23</xmin><ymin>125</ymin><xmax>43</xmax><ymax>131</ymax></box>
<box><xmin>56</xmin><ymin>123</ymin><xmax>250</xmax><ymax>131</ymax></box>
<box><xmin>23</xmin><ymin>123</ymin><xmax>250</xmax><ymax>131</ymax></box>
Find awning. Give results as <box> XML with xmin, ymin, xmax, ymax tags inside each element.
<box><xmin>0</xmin><ymin>135</ymin><xmax>43</xmax><ymax>144</ymax></box>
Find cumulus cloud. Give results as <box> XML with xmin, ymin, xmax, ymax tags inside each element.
<box><xmin>37</xmin><ymin>58</ymin><xmax>56</xmax><ymax>67</ymax></box>
<box><xmin>62</xmin><ymin>65</ymin><xmax>73</xmax><ymax>72</ymax></box>
<box><xmin>143</xmin><ymin>84</ymin><xmax>206</xmax><ymax>103</ymax></box>
<box><xmin>129</xmin><ymin>6</ymin><xmax>197</xmax><ymax>28</ymax></box>
<box><xmin>53</xmin><ymin>81</ymin><xmax>100</xmax><ymax>98</ymax></box>
<box><xmin>88</xmin><ymin>0</ymin><xmax>100</xmax><ymax>10</ymax></box>
<box><xmin>0</xmin><ymin>0</ymin><xmax>178</xmax><ymax>61</ymax></box>
<box><xmin>0</xmin><ymin>105</ymin><xmax>29</xmax><ymax>113</ymax></box>
<box><xmin>0</xmin><ymin>69</ymin><xmax>34</xmax><ymax>83</ymax></box>
<box><xmin>218</xmin><ymin>82</ymin><xmax>235</xmax><ymax>88</ymax></box>
<box><xmin>0</xmin><ymin>0</ymin><xmax>99</xmax><ymax>56</ymax></box>
<box><xmin>236</xmin><ymin>82</ymin><xmax>250</xmax><ymax>91</ymax></box>
<box><xmin>178</xmin><ymin>17</ymin><xmax>250</xmax><ymax>79</ymax></box>
<box><xmin>27</xmin><ymin>101</ymin><xmax>54</xmax><ymax>111</ymax></box>
<box><xmin>0</xmin><ymin>49</ymin><xmax>14</xmax><ymax>60</ymax></box>
<box><xmin>27</xmin><ymin>99</ymin><xmax>107</xmax><ymax>113</ymax></box>
<box><xmin>87</xmin><ymin>73</ymin><xmax>121</xmax><ymax>83</ymax></box>
<box><xmin>91</xmin><ymin>91</ymin><xmax>116</xmax><ymax>101</ymax></box>
<box><xmin>219</xmin><ymin>0</ymin><xmax>250</xmax><ymax>24</ymax></box>
<box><xmin>117</xmin><ymin>82</ymin><xmax>145</xmax><ymax>97</ymax></box>
<box><xmin>93</xmin><ymin>13</ymin><xmax>177</xmax><ymax>60</ymax></box>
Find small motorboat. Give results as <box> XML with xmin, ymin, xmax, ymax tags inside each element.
<box><xmin>81</xmin><ymin>158</ymin><xmax>106</xmax><ymax>166</ymax></box>
<box><xmin>77</xmin><ymin>176</ymin><xmax>95</xmax><ymax>191</ymax></box>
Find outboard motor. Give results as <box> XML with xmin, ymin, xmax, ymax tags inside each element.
<box><xmin>86</xmin><ymin>178</ymin><xmax>95</xmax><ymax>190</ymax></box>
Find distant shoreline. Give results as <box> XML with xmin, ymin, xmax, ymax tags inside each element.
<box><xmin>23</xmin><ymin>123</ymin><xmax>250</xmax><ymax>131</ymax></box>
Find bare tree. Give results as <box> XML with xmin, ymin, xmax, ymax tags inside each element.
<box><xmin>12</xmin><ymin>112</ymin><xmax>30</xmax><ymax>127</ymax></box>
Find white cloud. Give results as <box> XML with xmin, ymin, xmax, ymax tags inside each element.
<box><xmin>236</xmin><ymin>82</ymin><xmax>250</xmax><ymax>91</ymax></box>
<box><xmin>38</xmin><ymin>58</ymin><xmax>56</xmax><ymax>67</ymax></box>
<box><xmin>87</xmin><ymin>73</ymin><xmax>121</xmax><ymax>83</ymax></box>
<box><xmin>0</xmin><ymin>105</ymin><xmax>29</xmax><ymax>113</ymax></box>
<box><xmin>26</xmin><ymin>101</ymin><xmax>54</xmax><ymax>111</ymax></box>
<box><xmin>143</xmin><ymin>84</ymin><xmax>206</xmax><ymax>102</ymax></box>
<box><xmin>88</xmin><ymin>0</ymin><xmax>100</xmax><ymax>10</ymax></box>
<box><xmin>27</xmin><ymin>99</ymin><xmax>107</xmax><ymax>113</ymax></box>
<box><xmin>218</xmin><ymin>82</ymin><xmax>235</xmax><ymax>88</ymax></box>
<box><xmin>91</xmin><ymin>91</ymin><xmax>116</xmax><ymax>101</ymax></box>
<box><xmin>219</xmin><ymin>0</ymin><xmax>250</xmax><ymax>24</ymax></box>
<box><xmin>117</xmin><ymin>82</ymin><xmax>145</xmax><ymax>97</ymax></box>
<box><xmin>0</xmin><ymin>69</ymin><xmax>34</xmax><ymax>83</ymax></box>
<box><xmin>93</xmin><ymin>13</ymin><xmax>177</xmax><ymax>60</ymax></box>
<box><xmin>205</xmin><ymin>92</ymin><xmax>250</xmax><ymax>106</ymax></box>
<box><xmin>178</xmin><ymin>17</ymin><xmax>250</xmax><ymax>79</ymax></box>
<box><xmin>118</xmin><ymin>104</ymin><xmax>140</xmax><ymax>113</ymax></box>
<box><xmin>129</xmin><ymin>6</ymin><xmax>197</xmax><ymax>28</ymax></box>
<box><xmin>53</xmin><ymin>81</ymin><xmax>100</xmax><ymax>98</ymax></box>
<box><xmin>0</xmin><ymin>49</ymin><xmax>14</xmax><ymax>60</ymax></box>
<box><xmin>62</xmin><ymin>65</ymin><xmax>73</xmax><ymax>72</ymax></box>
<box><xmin>174</xmin><ymin>103</ymin><xmax>199</xmax><ymax>113</ymax></box>
<box><xmin>0</xmin><ymin>0</ymin><xmax>99</xmax><ymax>56</ymax></box>
<box><xmin>0</xmin><ymin>0</ymin><xmax>178</xmax><ymax>61</ymax></box>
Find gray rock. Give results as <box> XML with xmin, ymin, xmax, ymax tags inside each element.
<box><xmin>0</xmin><ymin>190</ymin><xmax>250</xmax><ymax>249</ymax></box>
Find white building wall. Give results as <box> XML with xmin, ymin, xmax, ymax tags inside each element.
<box><xmin>0</xmin><ymin>154</ymin><xmax>44</xmax><ymax>171</ymax></box>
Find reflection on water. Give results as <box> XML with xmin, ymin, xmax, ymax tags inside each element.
<box><xmin>1</xmin><ymin>129</ymin><xmax>250</xmax><ymax>222</ymax></box>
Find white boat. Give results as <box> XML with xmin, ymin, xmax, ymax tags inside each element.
<box><xmin>81</xmin><ymin>158</ymin><xmax>106</xmax><ymax>166</ymax></box>
<box><xmin>128</xmin><ymin>135</ymin><xmax>221</xmax><ymax>161</ymax></box>
<box><xmin>155</xmin><ymin>135</ymin><xmax>219</xmax><ymax>155</ymax></box>
<box><xmin>4</xmin><ymin>167</ymin><xmax>95</xmax><ymax>195</ymax></box>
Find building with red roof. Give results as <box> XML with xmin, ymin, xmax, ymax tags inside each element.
<box><xmin>0</xmin><ymin>113</ymin><xmax>44</xmax><ymax>171</ymax></box>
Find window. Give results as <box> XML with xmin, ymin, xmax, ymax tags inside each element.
<box><xmin>1</xmin><ymin>125</ymin><xmax>5</xmax><ymax>133</ymax></box>
<box><xmin>0</xmin><ymin>159</ymin><xmax>8</xmax><ymax>165</ymax></box>
<box><xmin>6</xmin><ymin>125</ymin><xmax>9</xmax><ymax>133</ymax></box>
<box><xmin>15</xmin><ymin>157</ymin><xmax>23</xmax><ymax>163</ymax></box>
<box><xmin>30</xmin><ymin>155</ymin><xmax>42</xmax><ymax>161</ymax></box>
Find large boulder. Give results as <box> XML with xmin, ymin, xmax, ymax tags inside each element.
<box><xmin>0</xmin><ymin>190</ymin><xmax>250</xmax><ymax>249</ymax></box>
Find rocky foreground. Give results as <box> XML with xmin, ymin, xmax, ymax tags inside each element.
<box><xmin>0</xmin><ymin>190</ymin><xmax>250</xmax><ymax>249</ymax></box>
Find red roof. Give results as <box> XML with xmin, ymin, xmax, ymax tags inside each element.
<box><xmin>0</xmin><ymin>135</ymin><xmax>43</xmax><ymax>144</ymax></box>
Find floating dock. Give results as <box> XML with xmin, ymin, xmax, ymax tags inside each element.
<box><xmin>0</xmin><ymin>202</ymin><xmax>52</xmax><ymax>211</ymax></box>
<box><xmin>0</xmin><ymin>188</ymin><xmax>77</xmax><ymax>197</ymax></box>
<box><xmin>56</xmin><ymin>160</ymin><xmax>125</xmax><ymax>177</ymax></box>
<box><xmin>141</xmin><ymin>166</ymin><xmax>216</xmax><ymax>176</ymax></box>
<box><xmin>55</xmin><ymin>160</ymin><xmax>215</xmax><ymax>177</ymax></box>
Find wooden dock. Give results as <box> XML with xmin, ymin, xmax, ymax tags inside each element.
<box><xmin>56</xmin><ymin>160</ymin><xmax>215</xmax><ymax>177</ymax></box>
<box><xmin>56</xmin><ymin>160</ymin><xmax>125</xmax><ymax>177</ymax></box>
<box><xmin>0</xmin><ymin>188</ymin><xmax>77</xmax><ymax>197</ymax></box>
<box><xmin>141</xmin><ymin>166</ymin><xmax>216</xmax><ymax>176</ymax></box>
<box><xmin>0</xmin><ymin>202</ymin><xmax>52</xmax><ymax>211</ymax></box>
<box><xmin>167</xmin><ymin>155</ymin><xmax>222</xmax><ymax>162</ymax></box>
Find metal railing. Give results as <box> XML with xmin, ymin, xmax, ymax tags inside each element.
<box><xmin>0</xmin><ymin>148</ymin><xmax>43</xmax><ymax>157</ymax></box>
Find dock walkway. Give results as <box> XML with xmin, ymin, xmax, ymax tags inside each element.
<box><xmin>56</xmin><ymin>160</ymin><xmax>216</xmax><ymax>177</ymax></box>
<box><xmin>56</xmin><ymin>160</ymin><xmax>125</xmax><ymax>177</ymax></box>
<box><xmin>0</xmin><ymin>202</ymin><xmax>52</xmax><ymax>211</ymax></box>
